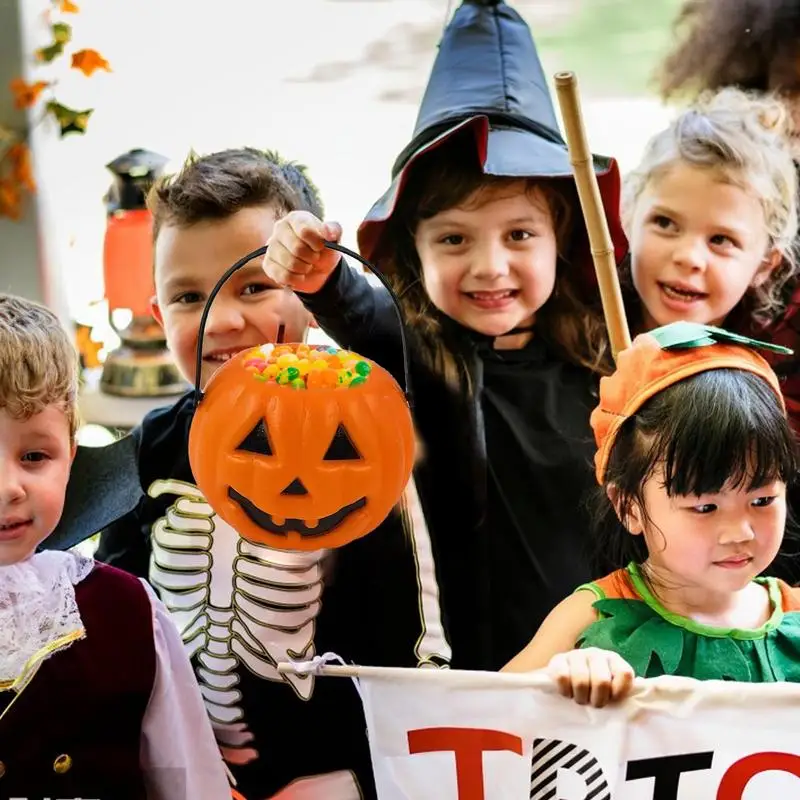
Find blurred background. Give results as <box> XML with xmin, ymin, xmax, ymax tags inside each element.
<box><xmin>1</xmin><ymin>0</ymin><xmax>681</xmax><ymax>433</ymax></box>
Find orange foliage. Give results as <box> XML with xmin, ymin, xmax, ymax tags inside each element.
<box><xmin>0</xmin><ymin>180</ymin><xmax>22</xmax><ymax>220</ymax></box>
<box><xmin>2</xmin><ymin>0</ymin><xmax>109</xmax><ymax>219</ymax></box>
<box><xmin>9</xmin><ymin>78</ymin><xmax>50</xmax><ymax>109</ymax></box>
<box><xmin>7</xmin><ymin>143</ymin><xmax>36</xmax><ymax>192</ymax></box>
<box><xmin>71</xmin><ymin>48</ymin><xmax>111</xmax><ymax>77</ymax></box>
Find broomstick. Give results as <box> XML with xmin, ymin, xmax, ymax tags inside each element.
<box><xmin>554</xmin><ymin>72</ymin><xmax>631</xmax><ymax>361</ymax></box>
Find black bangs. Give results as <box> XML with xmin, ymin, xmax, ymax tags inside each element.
<box><xmin>636</xmin><ymin>369</ymin><xmax>798</xmax><ymax>497</ymax></box>
<box><xmin>592</xmin><ymin>367</ymin><xmax>798</xmax><ymax>574</ymax></box>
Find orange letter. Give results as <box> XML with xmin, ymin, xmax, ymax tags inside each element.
<box><xmin>717</xmin><ymin>752</ymin><xmax>800</xmax><ymax>799</ymax></box>
<box><xmin>408</xmin><ymin>727</ymin><xmax>523</xmax><ymax>800</ymax></box>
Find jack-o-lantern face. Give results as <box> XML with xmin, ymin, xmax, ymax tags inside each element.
<box><xmin>188</xmin><ymin>342</ymin><xmax>416</xmax><ymax>550</ymax></box>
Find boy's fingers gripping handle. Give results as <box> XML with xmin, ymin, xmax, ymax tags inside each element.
<box><xmin>193</xmin><ymin>242</ymin><xmax>414</xmax><ymax>410</ymax></box>
<box><xmin>554</xmin><ymin>71</ymin><xmax>631</xmax><ymax>361</ymax></box>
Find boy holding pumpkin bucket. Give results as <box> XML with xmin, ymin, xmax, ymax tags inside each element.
<box><xmin>46</xmin><ymin>147</ymin><xmax>448</xmax><ymax>800</ymax></box>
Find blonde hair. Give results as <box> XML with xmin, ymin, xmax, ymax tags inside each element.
<box><xmin>0</xmin><ymin>294</ymin><xmax>80</xmax><ymax>438</ymax></box>
<box><xmin>623</xmin><ymin>88</ymin><xmax>799</xmax><ymax>326</ymax></box>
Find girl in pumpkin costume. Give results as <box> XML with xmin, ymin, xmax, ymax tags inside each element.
<box><xmin>504</xmin><ymin>324</ymin><xmax>800</xmax><ymax>707</ymax></box>
<box><xmin>263</xmin><ymin>0</ymin><xmax>628</xmax><ymax>672</ymax></box>
<box><xmin>618</xmin><ymin>87</ymin><xmax>800</xmax><ymax>584</ymax></box>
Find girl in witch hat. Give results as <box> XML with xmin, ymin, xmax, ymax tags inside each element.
<box><xmin>264</xmin><ymin>0</ymin><xmax>628</xmax><ymax>670</ymax></box>
<box><xmin>504</xmin><ymin>324</ymin><xmax>800</xmax><ymax>706</ymax></box>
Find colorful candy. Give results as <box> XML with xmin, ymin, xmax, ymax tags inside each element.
<box><xmin>243</xmin><ymin>343</ymin><xmax>374</xmax><ymax>389</ymax></box>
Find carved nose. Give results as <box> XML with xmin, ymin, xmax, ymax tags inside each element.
<box><xmin>281</xmin><ymin>477</ymin><xmax>308</xmax><ymax>496</ymax></box>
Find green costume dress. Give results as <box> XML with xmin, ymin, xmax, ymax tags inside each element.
<box><xmin>577</xmin><ymin>563</ymin><xmax>800</xmax><ymax>682</ymax></box>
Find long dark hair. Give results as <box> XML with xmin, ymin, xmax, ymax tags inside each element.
<box><xmin>378</xmin><ymin>132</ymin><xmax>612</xmax><ymax>390</ymax></box>
<box><xmin>592</xmin><ymin>368</ymin><xmax>798</xmax><ymax>573</ymax></box>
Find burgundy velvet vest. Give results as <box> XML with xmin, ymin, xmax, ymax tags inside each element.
<box><xmin>0</xmin><ymin>563</ymin><xmax>156</xmax><ymax>800</ymax></box>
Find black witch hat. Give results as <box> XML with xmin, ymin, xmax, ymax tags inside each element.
<box><xmin>357</xmin><ymin>0</ymin><xmax>628</xmax><ymax>277</ymax></box>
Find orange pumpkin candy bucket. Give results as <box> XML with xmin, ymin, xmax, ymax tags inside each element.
<box><xmin>187</xmin><ymin>242</ymin><xmax>416</xmax><ymax>551</ymax></box>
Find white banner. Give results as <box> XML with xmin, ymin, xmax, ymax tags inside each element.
<box><xmin>347</xmin><ymin>665</ymin><xmax>800</xmax><ymax>800</ymax></box>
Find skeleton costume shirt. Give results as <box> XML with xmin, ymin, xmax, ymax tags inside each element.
<box><xmin>91</xmin><ymin>390</ymin><xmax>449</xmax><ymax>800</ymax></box>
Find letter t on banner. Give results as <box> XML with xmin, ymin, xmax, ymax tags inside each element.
<box><xmin>408</xmin><ymin>727</ymin><xmax>524</xmax><ymax>800</ymax></box>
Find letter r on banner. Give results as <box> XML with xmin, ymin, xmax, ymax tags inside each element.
<box><xmin>408</xmin><ymin>726</ymin><xmax>524</xmax><ymax>800</ymax></box>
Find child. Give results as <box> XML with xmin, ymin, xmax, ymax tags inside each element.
<box><xmin>503</xmin><ymin>325</ymin><xmax>800</xmax><ymax>707</ymax></box>
<box><xmin>147</xmin><ymin>147</ymin><xmax>316</xmax><ymax>393</ymax></box>
<box><xmin>0</xmin><ymin>293</ymin><xmax>230</xmax><ymax>798</ymax></box>
<box><xmin>654</xmin><ymin>0</ymin><xmax>800</xmax><ymax>426</ymax></box>
<box><xmin>623</xmin><ymin>88</ymin><xmax>798</xmax><ymax>338</ymax></box>
<box><xmin>50</xmin><ymin>147</ymin><xmax>446</xmax><ymax>800</ymax></box>
<box><xmin>263</xmin><ymin>0</ymin><xmax>628</xmax><ymax>671</ymax></box>
<box><xmin>622</xmin><ymin>88</ymin><xmax>800</xmax><ymax>416</ymax></box>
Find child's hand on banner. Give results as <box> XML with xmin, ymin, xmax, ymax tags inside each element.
<box><xmin>264</xmin><ymin>211</ymin><xmax>343</xmax><ymax>294</ymax></box>
<box><xmin>547</xmin><ymin>647</ymin><xmax>634</xmax><ymax>708</ymax></box>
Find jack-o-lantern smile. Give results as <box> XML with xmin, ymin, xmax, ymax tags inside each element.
<box><xmin>189</xmin><ymin>342</ymin><xmax>416</xmax><ymax>550</ymax></box>
<box><xmin>227</xmin><ymin>487</ymin><xmax>367</xmax><ymax>537</ymax></box>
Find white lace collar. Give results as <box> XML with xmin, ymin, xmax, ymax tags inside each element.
<box><xmin>0</xmin><ymin>550</ymin><xmax>94</xmax><ymax>692</ymax></box>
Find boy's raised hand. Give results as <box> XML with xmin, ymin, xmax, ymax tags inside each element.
<box><xmin>263</xmin><ymin>211</ymin><xmax>344</xmax><ymax>295</ymax></box>
<box><xmin>547</xmin><ymin>647</ymin><xmax>635</xmax><ymax>708</ymax></box>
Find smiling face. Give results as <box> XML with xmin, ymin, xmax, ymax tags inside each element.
<box><xmin>188</xmin><ymin>343</ymin><xmax>416</xmax><ymax>550</ymax></box>
<box><xmin>151</xmin><ymin>205</ymin><xmax>312</xmax><ymax>388</ymax></box>
<box><xmin>629</xmin><ymin>163</ymin><xmax>778</xmax><ymax>330</ymax></box>
<box><xmin>413</xmin><ymin>182</ymin><xmax>559</xmax><ymax>338</ymax></box>
<box><xmin>0</xmin><ymin>405</ymin><xmax>74</xmax><ymax>566</ymax></box>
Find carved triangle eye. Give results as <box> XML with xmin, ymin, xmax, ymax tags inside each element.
<box><xmin>323</xmin><ymin>423</ymin><xmax>361</xmax><ymax>461</ymax></box>
<box><xmin>236</xmin><ymin>419</ymin><xmax>272</xmax><ymax>456</ymax></box>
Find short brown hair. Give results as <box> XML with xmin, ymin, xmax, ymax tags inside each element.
<box><xmin>0</xmin><ymin>294</ymin><xmax>79</xmax><ymax>438</ymax></box>
<box><xmin>148</xmin><ymin>147</ymin><xmax>324</xmax><ymax>238</ymax></box>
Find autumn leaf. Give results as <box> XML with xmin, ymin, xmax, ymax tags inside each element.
<box><xmin>46</xmin><ymin>101</ymin><xmax>93</xmax><ymax>136</ymax></box>
<box><xmin>36</xmin><ymin>41</ymin><xmax>65</xmax><ymax>63</ymax></box>
<box><xmin>0</xmin><ymin>180</ymin><xmax>22</xmax><ymax>220</ymax></box>
<box><xmin>7</xmin><ymin>144</ymin><xmax>35</xmax><ymax>192</ymax></box>
<box><xmin>71</xmin><ymin>49</ymin><xmax>111</xmax><ymax>77</ymax></box>
<box><xmin>36</xmin><ymin>20</ymin><xmax>71</xmax><ymax>62</ymax></box>
<box><xmin>59</xmin><ymin>0</ymin><xmax>80</xmax><ymax>12</ymax></box>
<box><xmin>9</xmin><ymin>78</ymin><xmax>50</xmax><ymax>110</ymax></box>
<box><xmin>51</xmin><ymin>22</ymin><xmax>72</xmax><ymax>44</ymax></box>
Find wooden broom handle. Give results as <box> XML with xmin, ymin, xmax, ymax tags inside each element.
<box><xmin>554</xmin><ymin>71</ymin><xmax>631</xmax><ymax>360</ymax></box>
